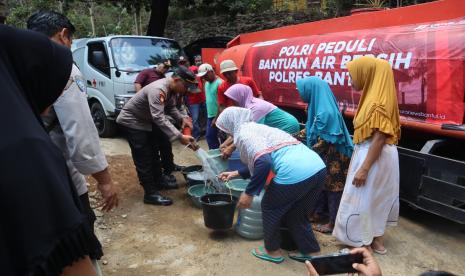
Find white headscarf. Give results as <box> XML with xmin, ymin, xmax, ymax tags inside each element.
<box><xmin>216</xmin><ymin>107</ymin><xmax>300</xmax><ymax>173</ymax></box>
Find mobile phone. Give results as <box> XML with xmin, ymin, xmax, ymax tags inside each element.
<box><xmin>310</xmin><ymin>252</ymin><xmax>363</xmax><ymax>275</ymax></box>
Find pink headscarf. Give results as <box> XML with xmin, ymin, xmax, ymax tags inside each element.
<box><xmin>225</xmin><ymin>83</ymin><xmax>276</xmax><ymax>121</ymax></box>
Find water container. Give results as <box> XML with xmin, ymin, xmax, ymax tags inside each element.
<box><xmin>236</xmin><ymin>190</ymin><xmax>265</xmax><ymax>240</ymax></box>
<box><xmin>201</xmin><ymin>193</ymin><xmax>238</xmax><ymax>230</ymax></box>
<box><xmin>228</xmin><ymin>150</ymin><xmax>247</xmax><ymax>171</ymax></box>
<box><xmin>206</xmin><ymin>149</ymin><xmax>228</xmax><ymax>173</ymax></box>
<box><xmin>225</xmin><ymin>179</ymin><xmax>249</xmax><ymax>198</ymax></box>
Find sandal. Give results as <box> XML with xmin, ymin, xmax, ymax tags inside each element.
<box><xmin>251</xmin><ymin>246</ymin><xmax>284</xmax><ymax>264</ymax></box>
<box><xmin>288</xmin><ymin>252</ymin><xmax>314</xmax><ymax>263</ymax></box>
<box><xmin>372</xmin><ymin>247</ymin><xmax>387</xmax><ymax>255</ymax></box>
<box><xmin>312</xmin><ymin>224</ymin><xmax>333</xmax><ymax>234</ymax></box>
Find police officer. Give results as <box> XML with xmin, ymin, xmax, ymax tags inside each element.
<box><xmin>27</xmin><ymin>10</ymin><xmax>119</xmax><ymax>265</ymax></box>
<box><xmin>117</xmin><ymin>66</ymin><xmax>197</xmax><ymax>206</ymax></box>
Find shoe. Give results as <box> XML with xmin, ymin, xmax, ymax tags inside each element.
<box><xmin>174</xmin><ymin>164</ymin><xmax>186</xmax><ymax>172</ymax></box>
<box><xmin>143</xmin><ymin>193</ymin><xmax>173</xmax><ymax>206</ymax></box>
<box><xmin>163</xmin><ymin>174</ymin><xmax>177</xmax><ymax>184</ymax></box>
<box><xmin>159</xmin><ymin>175</ymin><xmax>179</xmax><ymax>190</ymax></box>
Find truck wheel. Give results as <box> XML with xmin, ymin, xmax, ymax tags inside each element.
<box><xmin>91</xmin><ymin>102</ymin><xmax>116</xmax><ymax>137</ymax></box>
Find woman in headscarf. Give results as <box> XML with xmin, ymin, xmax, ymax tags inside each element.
<box><xmin>218</xmin><ymin>107</ymin><xmax>326</xmax><ymax>264</ymax></box>
<box><xmin>296</xmin><ymin>76</ymin><xmax>354</xmax><ymax>234</ymax></box>
<box><xmin>332</xmin><ymin>57</ymin><xmax>401</xmax><ymax>254</ymax></box>
<box><xmin>220</xmin><ymin>83</ymin><xmax>300</xmax><ymax>158</ymax></box>
<box><xmin>1</xmin><ymin>25</ymin><xmax>100</xmax><ymax>275</ymax></box>
<box><xmin>225</xmin><ymin>83</ymin><xmax>300</xmax><ymax>133</ymax></box>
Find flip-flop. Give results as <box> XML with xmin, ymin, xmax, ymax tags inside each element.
<box><xmin>312</xmin><ymin>224</ymin><xmax>333</xmax><ymax>234</ymax></box>
<box><xmin>288</xmin><ymin>252</ymin><xmax>314</xmax><ymax>263</ymax></box>
<box><xmin>251</xmin><ymin>246</ymin><xmax>284</xmax><ymax>264</ymax></box>
<box><xmin>372</xmin><ymin>247</ymin><xmax>387</xmax><ymax>255</ymax></box>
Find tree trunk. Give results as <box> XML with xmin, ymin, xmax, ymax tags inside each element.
<box><xmin>134</xmin><ymin>10</ymin><xmax>139</xmax><ymax>35</ymax></box>
<box><xmin>146</xmin><ymin>0</ymin><xmax>170</xmax><ymax>37</ymax></box>
<box><xmin>89</xmin><ymin>1</ymin><xmax>96</xmax><ymax>37</ymax></box>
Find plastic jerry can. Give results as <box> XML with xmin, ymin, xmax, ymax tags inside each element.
<box><xmin>235</xmin><ymin>190</ymin><xmax>265</xmax><ymax>240</ymax></box>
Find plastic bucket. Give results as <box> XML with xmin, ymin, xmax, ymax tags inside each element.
<box><xmin>181</xmin><ymin>165</ymin><xmax>203</xmax><ymax>181</ymax></box>
<box><xmin>200</xmin><ymin>193</ymin><xmax>238</xmax><ymax>230</ymax></box>
<box><xmin>187</xmin><ymin>184</ymin><xmax>215</xmax><ymax>208</ymax></box>
<box><xmin>225</xmin><ymin>179</ymin><xmax>249</xmax><ymax>198</ymax></box>
<box><xmin>228</xmin><ymin>150</ymin><xmax>247</xmax><ymax>171</ymax></box>
<box><xmin>186</xmin><ymin>171</ymin><xmax>205</xmax><ymax>187</ymax></box>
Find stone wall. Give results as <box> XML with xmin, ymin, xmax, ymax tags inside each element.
<box><xmin>165</xmin><ymin>10</ymin><xmax>322</xmax><ymax>47</ymax></box>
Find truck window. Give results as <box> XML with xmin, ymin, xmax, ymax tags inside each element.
<box><xmin>110</xmin><ymin>37</ymin><xmax>183</xmax><ymax>72</ymax></box>
<box><xmin>88</xmin><ymin>42</ymin><xmax>111</xmax><ymax>78</ymax></box>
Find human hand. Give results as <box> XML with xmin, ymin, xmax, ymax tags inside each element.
<box><xmin>348</xmin><ymin>247</ymin><xmax>382</xmax><ymax>276</ymax></box>
<box><xmin>211</xmin><ymin>117</ymin><xmax>217</xmax><ymax>127</ymax></box>
<box><xmin>237</xmin><ymin>193</ymin><xmax>253</xmax><ymax>209</ymax></box>
<box><xmin>218</xmin><ymin>171</ymin><xmax>239</xmax><ymax>182</ymax></box>
<box><xmin>97</xmin><ymin>181</ymin><xmax>119</xmax><ymax>212</ymax></box>
<box><xmin>180</xmin><ymin>135</ymin><xmax>195</xmax><ymax>146</ymax></box>
<box><xmin>305</xmin><ymin>260</ymin><xmax>319</xmax><ymax>276</ymax></box>
<box><xmin>182</xmin><ymin>117</ymin><xmax>193</xmax><ymax>130</ymax></box>
<box><xmin>353</xmin><ymin>167</ymin><xmax>368</xmax><ymax>187</ymax></box>
<box><xmin>221</xmin><ymin>145</ymin><xmax>234</xmax><ymax>159</ymax></box>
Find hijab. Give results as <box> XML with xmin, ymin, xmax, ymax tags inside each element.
<box><xmin>0</xmin><ymin>25</ymin><xmax>95</xmax><ymax>275</ymax></box>
<box><xmin>297</xmin><ymin>76</ymin><xmax>353</xmax><ymax>157</ymax></box>
<box><xmin>225</xmin><ymin>83</ymin><xmax>276</xmax><ymax>121</ymax></box>
<box><xmin>216</xmin><ymin>107</ymin><xmax>299</xmax><ymax>173</ymax></box>
<box><xmin>348</xmin><ymin>56</ymin><xmax>401</xmax><ymax>145</ymax></box>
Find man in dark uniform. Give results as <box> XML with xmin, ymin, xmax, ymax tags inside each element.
<box><xmin>117</xmin><ymin>66</ymin><xmax>197</xmax><ymax>206</ymax></box>
<box><xmin>134</xmin><ymin>60</ymin><xmax>186</xmax><ymax>188</ymax></box>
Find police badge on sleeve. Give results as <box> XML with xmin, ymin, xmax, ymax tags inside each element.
<box><xmin>74</xmin><ymin>76</ymin><xmax>87</xmax><ymax>94</ymax></box>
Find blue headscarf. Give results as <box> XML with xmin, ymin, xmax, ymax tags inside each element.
<box><xmin>297</xmin><ymin>76</ymin><xmax>353</xmax><ymax>158</ymax></box>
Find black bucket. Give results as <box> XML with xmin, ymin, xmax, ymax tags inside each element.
<box><xmin>280</xmin><ymin>227</ymin><xmax>297</xmax><ymax>251</ymax></box>
<box><xmin>181</xmin><ymin>165</ymin><xmax>203</xmax><ymax>181</ymax></box>
<box><xmin>200</xmin><ymin>193</ymin><xmax>238</xmax><ymax>230</ymax></box>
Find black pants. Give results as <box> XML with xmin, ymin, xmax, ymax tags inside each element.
<box><xmin>123</xmin><ymin>126</ymin><xmax>163</xmax><ymax>194</ymax></box>
<box><xmin>153</xmin><ymin>124</ymin><xmax>175</xmax><ymax>175</ymax></box>
<box><xmin>79</xmin><ymin>193</ymin><xmax>103</xmax><ymax>260</ymax></box>
<box><xmin>262</xmin><ymin>169</ymin><xmax>326</xmax><ymax>253</ymax></box>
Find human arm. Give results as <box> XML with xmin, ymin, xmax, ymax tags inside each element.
<box><xmin>135</xmin><ymin>83</ymin><xmax>142</xmax><ymax>92</ymax></box>
<box><xmin>246</xmin><ymin>78</ymin><xmax>263</xmax><ymax>99</ymax></box>
<box><xmin>91</xmin><ymin>168</ymin><xmax>119</xmax><ymax>212</ymax></box>
<box><xmin>52</xmin><ymin>75</ymin><xmax>118</xmax><ymax>211</ymax></box>
<box><xmin>221</xmin><ymin>144</ymin><xmax>236</xmax><ymax>159</ymax></box>
<box><xmin>353</xmin><ymin>130</ymin><xmax>387</xmax><ymax>187</ymax></box>
<box><xmin>134</xmin><ymin>71</ymin><xmax>147</xmax><ymax>92</ymax></box>
<box><xmin>238</xmin><ymin>154</ymin><xmax>272</xmax><ymax>208</ymax></box>
<box><xmin>220</xmin><ymin>136</ymin><xmax>234</xmax><ymax>149</ymax></box>
<box><xmin>148</xmin><ymin>89</ymin><xmax>184</xmax><ymax>142</ymax></box>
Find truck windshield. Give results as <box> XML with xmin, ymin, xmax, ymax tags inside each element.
<box><xmin>110</xmin><ymin>37</ymin><xmax>183</xmax><ymax>72</ymax></box>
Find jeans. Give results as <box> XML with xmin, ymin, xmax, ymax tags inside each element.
<box><xmin>123</xmin><ymin>126</ymin><xmax>162</xmax><ymax>194</ymax></box>
<box><xmin>206</xmin><ymin>117</ymin><xmax>220</xmax><ymax>149</ymax></box>
<box><xmin>188</xmin><ymin>103</ymin><xmax>201</xmax><ymax>139</ymax></box>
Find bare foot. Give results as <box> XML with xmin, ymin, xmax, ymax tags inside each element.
<box><xmin>371</xmin><ymin>236</ymin><xmax>387</xmax><ymax>253</ymax></box>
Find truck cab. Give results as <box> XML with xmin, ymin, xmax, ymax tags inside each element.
<box><xmin>72</xmin><ymin>35</ymin><xmax>184</xmax><ymax>137</ymax></box>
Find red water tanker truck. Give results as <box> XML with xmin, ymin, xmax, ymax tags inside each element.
<box><xmin>203</xmin><ymin>0</ymin><xmax>465</xmax><ymax>224</ymax></box>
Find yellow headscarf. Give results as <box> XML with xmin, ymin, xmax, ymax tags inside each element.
<box><xmin>348</xmin><ymin>56</ymin><xmax>401</xmax><ymax>145</ymax></box>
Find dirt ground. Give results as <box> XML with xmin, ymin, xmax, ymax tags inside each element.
<box><xmin>90</xmin><ymin>137</ymin><xmax>465</xmax><ymax>276</ymax></box>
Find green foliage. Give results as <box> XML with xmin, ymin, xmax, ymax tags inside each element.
<box><xmin>5</xmin><ymin>0</ymin><xmax>151</xmax><ymax>38</ymax></box>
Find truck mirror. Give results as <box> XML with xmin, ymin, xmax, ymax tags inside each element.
<box><xmin>91</xmin><ymin>51</ymin><xmax>107</xmax><ymax>69</ymax></box>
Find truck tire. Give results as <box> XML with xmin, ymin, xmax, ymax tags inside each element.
<box><xmin>91</xmin><ymin>102</ymin><xmax>117</xmax><ymax>137</ymax></box>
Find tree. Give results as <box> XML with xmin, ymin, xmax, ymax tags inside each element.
<box><xmin>146</xmin><ymin>0</ymin><xmax>170</xmax><ymax>36</ymax></box>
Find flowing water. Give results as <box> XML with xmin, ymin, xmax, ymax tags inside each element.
<box><xmin>194</xmin><ymin>148</ymin><xmax>227</xmax><ymax>192</ymax></box>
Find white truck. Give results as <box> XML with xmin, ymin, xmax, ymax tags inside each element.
<box><xmin>72</xmin><ymin>35</ymin><xmax>185</xmax><ymax>137</ymax></box>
